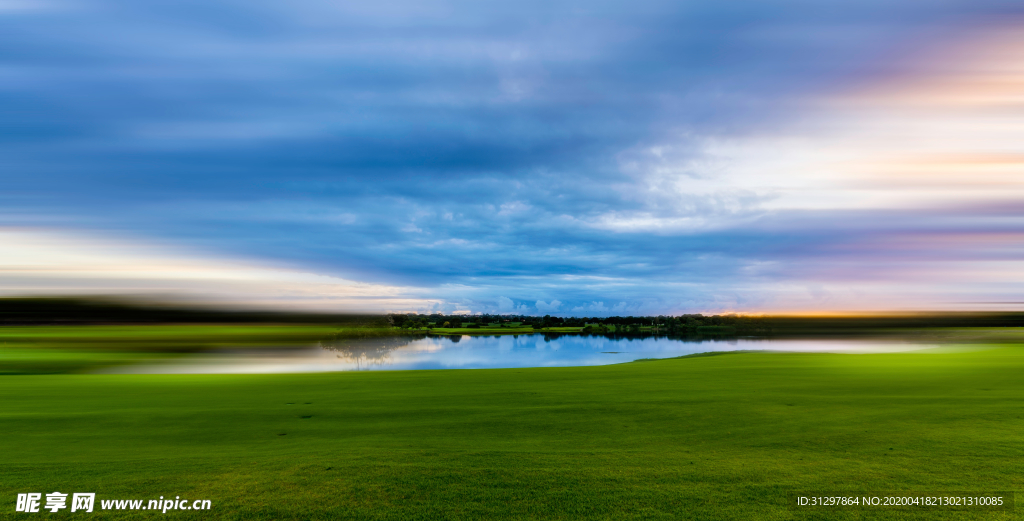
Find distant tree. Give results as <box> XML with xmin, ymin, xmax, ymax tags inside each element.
<box><xmin>388</xmin><ymin>314</ymin><xmax>408</xmax><ymax>328</ymax></box>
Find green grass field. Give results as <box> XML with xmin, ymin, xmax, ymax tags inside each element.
<box><xmin>0</xmin><ymin>324</ymin><xmax>596</xmax><ymax>374</ymax></box>
<box><xmin>3</xmin><ymin>340</ymin><xmax>1023</xmax><ymax>519</ymax></box>
<box><xmin>0</xmin><ymin>325</ymin><xmax>363</xmax><ymax>374</ymax></box>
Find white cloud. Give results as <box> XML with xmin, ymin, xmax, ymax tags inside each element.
<box><xmin>0</xmin><ymin>227</ymin><xmax>435</xmax><ymax>312</ymax></box>
<box><xmin>535</xmin><ymin>299</ymin><xmax>561</xmax><ymax>313</ymax></box>
<box><xmin>496</xmin><ymin>295</ymin><xmax>515</xmax><ymax>313</ymax></box>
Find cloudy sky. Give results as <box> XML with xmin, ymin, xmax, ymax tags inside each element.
<box><xmin>2</xmin><ymin>0</ymin><xmax>1024</xmax><ymax>315</ymax></box>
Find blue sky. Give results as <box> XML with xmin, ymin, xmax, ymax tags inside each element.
<box><xmin>3</xmin><ymin>0</ymin><xmax>1024</xmax><ymax>315</ymax></box>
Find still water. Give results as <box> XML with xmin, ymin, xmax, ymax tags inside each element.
<box><xmin>111</xmin><ymin>333</ymin><xmax>934</xmax><ymax>374</ymax></box>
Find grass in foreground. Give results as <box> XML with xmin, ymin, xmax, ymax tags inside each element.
<box><xmin>0</xmin><ymin>325</ymin><xmax>363</xmax><ymax>374</ymax></box>
<box><xmin>0</xmin><ymin>324</ymin><xmax>586</xmax><ymax>374</ymax></box>
<box><xmin>2</xmin><ymin>345</ymin><xmax>1024</xmax><ymax>519</ymax></box>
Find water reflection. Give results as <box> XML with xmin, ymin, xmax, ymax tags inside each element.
<box><xmin>106</xmin><ymin>333</ymin><xmax>935</xmax><ymax>374</ymax></box>
<box><xmin>320</xmin><ymin>334</ymin><xmax>425</xmax><ymax>369</ymax></box>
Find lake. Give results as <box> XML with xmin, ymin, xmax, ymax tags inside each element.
<box><xmin>109</xmin><ymin>333</ymin><xmax>936</xmax><ymax>374</ymax></box>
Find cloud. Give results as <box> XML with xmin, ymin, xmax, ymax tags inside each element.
<box><xmin>3</xmin><ymin>1</ymin><xmax>1024</xmax><ymax>314</ymax></box>
<box><xmin>570</xmin><ymin>302</ymin><xmax>623</xmax><ymax>315</ymax></box>
<box><xmin>0</xmin><ymin>227</ymin><xmax>434</xmax><ymax>312</ymax></box>
<box><xmin>496</xmin><ymin>296</ymin><xmax>515</xmax><ymax>313</ymax></box>
<box><xmin>535</xmin><ymin>300</ymin><xmax>561</xmax><ymax>313</ymax></box>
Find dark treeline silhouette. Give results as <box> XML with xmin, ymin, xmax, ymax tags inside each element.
<box><xmin>0</xmin><ymin>297</ymin><xmax>388</xmax><ymax>326</ymax></box>
<box><xmin>4</xmin><ymin>297</ymin><xmax>1023</xmax><ymax>337</ymax></box>
<box><xmin>390</xmin><ymin>312</ymin><xmax>1024</xmax><ymax>337</ymax></box>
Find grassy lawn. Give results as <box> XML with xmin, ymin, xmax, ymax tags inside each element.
<box><xmin>0</xmin><ymin>325</ymin><xmax>357</xmax><ymax>374</ymax></box>
<box><xmin>2</xmin><ymin>343</ymin><xmax>1023</xmax><ymax>519</ymax></box>
<box><xmin>0</xmin><ymin>324</ymin><xmax>591</xmax><ymax>374</ymax></box>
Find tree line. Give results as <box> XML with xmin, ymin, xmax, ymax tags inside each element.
<box><xmin>387</xmin><ymin>312</ymin><xmax>1024</xmax><ymax>337</ymax></box>
<box><xmin>7</xmin><ymin>297</ymin><xmax>1023</xmax><ymax>336</ymax></box>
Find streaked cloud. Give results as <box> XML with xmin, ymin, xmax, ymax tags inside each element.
<box><xmin>2</xmin><ymin>1</ymin><xmax>1024</xmax><ymax>314</ymax></box>
<box><xmin>0</xmin><ymin>228</ymin><xmax>435</xmax><ymax>311</ymax></box>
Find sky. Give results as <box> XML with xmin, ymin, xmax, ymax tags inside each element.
<box><xmin>2</xmin><ymin>0</ymin><xmax>1024</xmax><ymax>315</ymax></box>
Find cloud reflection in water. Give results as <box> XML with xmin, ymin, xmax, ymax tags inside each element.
<box><xmin>108</xmin><ymin>334</ymin><xmax>935</xmax><ymax>374</ymax></box>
